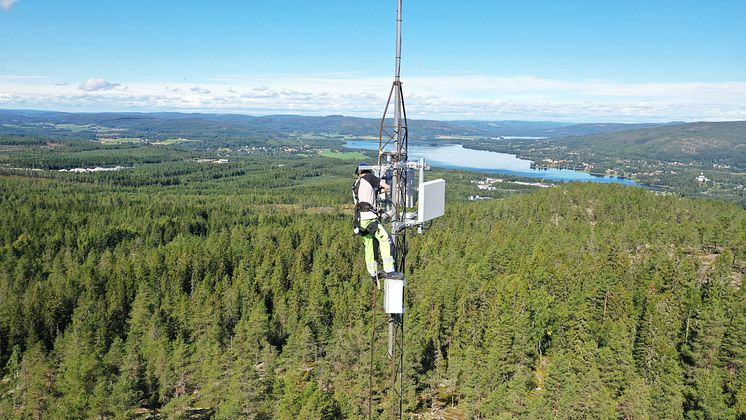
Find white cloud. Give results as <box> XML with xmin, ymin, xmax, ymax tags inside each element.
<box><xmin>78</xmin><ymin>78</ymin><xmax>121</xmax><ymax>92</ymax></box>
<box><xmin>0</xmin><ymin>0</ymin><xmax>17</xmax><ymax>11</ymax></box>
<box><xmin>190</xmin><ymin>86</ymin><xmax>211</xmax><ymax>94</ymax></box>
<box><xmin>3</xmin><ymin>73</ymin><xmax>746</xmax><ymax>122</ymax></box>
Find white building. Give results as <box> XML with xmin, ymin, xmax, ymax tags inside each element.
<box><xmin>469</xmin><ymin>195</ymin><xmax>494</xmax><ymax>201</ymax></box>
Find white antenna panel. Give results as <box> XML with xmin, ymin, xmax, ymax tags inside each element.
<box><xmin>417</xmin><ymin>179</ymin><xmax>445</xmax><ymax>223</ymax></box>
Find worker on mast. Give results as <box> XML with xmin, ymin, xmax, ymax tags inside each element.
<box><xmin>353</xmin><ymin>164</ymin><xmax>403</xmax><ymax>283</ymax></box>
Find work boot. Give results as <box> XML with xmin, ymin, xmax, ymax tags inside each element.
<box><xmin>384</xmin><ymin>271</ymin><xmax>404</xmax><ymax>280</ymax></box>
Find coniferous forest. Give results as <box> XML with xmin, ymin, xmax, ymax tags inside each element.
<box><xmin>1</xmin><ymin>151</ymin><xmax>745</xmax><ymax>419</ymax></box>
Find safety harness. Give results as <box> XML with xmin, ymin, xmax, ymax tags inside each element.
<box><xmin>352</xmin><ymin>177</ymin><xmax>379</xmax><ymax>236</ymax></box>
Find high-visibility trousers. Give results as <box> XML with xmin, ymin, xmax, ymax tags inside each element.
<box><xmin>360</xmin><ymin>218</ymin><xmax>395</xmax><ymax>276</ymax></box>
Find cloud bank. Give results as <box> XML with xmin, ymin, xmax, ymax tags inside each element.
<box><xmin>78</xmin><ymin>78</ymin><xmax>121</xmax><ymax>92</ymax></box>
<box><xmin>190</xmin><ymin>86</ymin><xmax>211</xmax><ymax>94</ymax></box>
<box><xmin>3</xmin><ymin>73</ymin><xmax>746</xmax><ymax>122</ymax></box>
<box><xmin>0</xmin><ymin>0</ymin><xmax>17</xmax><ymax>11</ymax></box>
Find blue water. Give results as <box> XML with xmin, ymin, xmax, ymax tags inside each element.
<box><xmin>345</xmin><ymin>140</ymin><xmax>637</xmax><ymax>185</ymax></box>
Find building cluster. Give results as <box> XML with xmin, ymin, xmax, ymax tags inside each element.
<box><xmin>59</xmin><ymin>166</ymin><xmax>127</xmax><ymax>173</ymax></box>
<box><xmin>471</xmin><ymin>177</ymin><xmax>553</xmax><ymax>191</ymax></box>
<box><xmin>238</xmin><ymin>146</ymin><xmax>269</xmax><ymax>154</ymax></box>
<box><xmin>468</xmin><ymin>195</ymin><xmax>494</xmax><ymax>201</ymax></box>
<box><xmin>196</xmin><ymin>159</ymin><xmax>230</xmax><ymax>164</ymax></box>
<box><xmin>471</xmin><ymin>178</ymin><xmax>504</xmax><ymax>191</ymax></box>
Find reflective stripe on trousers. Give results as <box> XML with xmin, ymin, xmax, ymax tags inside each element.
<box><xmin>360</xmin><ymin>218</ymin><xmax>395</xmax><ymax>276</ymax></box>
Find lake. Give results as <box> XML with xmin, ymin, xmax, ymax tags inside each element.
<box><xmin>345</xmin><ymin>140</ymin><xmax>638</xmax><ymax>185</ymax></box>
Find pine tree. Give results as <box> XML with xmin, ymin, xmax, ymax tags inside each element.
<box><xmin>14</xmin><ymin>343</ymin><xmax>54</xmax><ymax>419</ymax></box>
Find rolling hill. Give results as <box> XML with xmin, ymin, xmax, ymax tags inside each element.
<box><xmin>0</xmin><ymin>109</ymin><xmax>669</xmax><ymax>142</ymax></box>
<box><xmin>546</xmin><ymin>121</ymin><xmax>746</xmax><ymax>169</ymax></box>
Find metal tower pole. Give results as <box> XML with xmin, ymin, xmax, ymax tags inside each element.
<box><xmin>379</xmin><ymin>0</ymin><xmax>408</xmax><ymax>235</ymax></box>
<box><xmin>371</xmin><ymin>1</ymin><xmax>409</xmax><ymax>419</ymax></box>
<box><xmin>393</xmin><ymin>0</ymin><xmax>403</xmax><ymax>151</ymax></box>
<box><xmin>368</xmin><ymin>3</ymin><xmax>444</xmax><ymax>417</ymax></box>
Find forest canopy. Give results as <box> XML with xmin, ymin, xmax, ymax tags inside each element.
<box><xmin>1</xmin><ymin>155</ymin><xmax>745</xmax><ymax>419</ymax></box>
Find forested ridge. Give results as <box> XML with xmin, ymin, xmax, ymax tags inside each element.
<box><xmin>1</xmin><ymin>159</ymin><xmax>745</xmax><ymax>418</ymax></box>
<box><xmin>0</xmin><ymin>110</ymin><xmax>664</xmax><ymax>142</ymax></box>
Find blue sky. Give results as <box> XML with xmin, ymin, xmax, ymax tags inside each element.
<box><xmin>1</xmin><ymin>0</ymin><xmax>745</xmax><ymax>121</ymax></box>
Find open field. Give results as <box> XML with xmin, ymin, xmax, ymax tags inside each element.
<box><xmin>152</xmin><ymin>138</ymin><xmax>198</xmax><ymax>145</ymax></box>
<box><xmin>54</xmin><ymin>123</ymin><xmax>92</xmax><ymax>132</ymax></box>
<box><xmin>99</xmin><ymin>137</ymin><xmax>145</xmax><ymax>144</ymax></box>
<box><xmin>319</xmin><ymin>149</ymin><xmax>366</xmax><ymax>160</ymax></box>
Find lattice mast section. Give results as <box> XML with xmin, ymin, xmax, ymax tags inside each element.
<box><xmin>368</xmin><ymin>1</ymin><xmax>444</xmax><ymax>418</ymax></box>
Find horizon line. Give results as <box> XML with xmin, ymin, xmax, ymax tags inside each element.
<box><xmin>2</xmin><ymin>107</ymin><xmax>738</xmax><ymax>126</ymax></box>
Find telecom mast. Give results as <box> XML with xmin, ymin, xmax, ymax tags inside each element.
<box><xmin>366</xmin><ymin>0</ymin><xmax>445</xmax><ymax>418</ymax></box>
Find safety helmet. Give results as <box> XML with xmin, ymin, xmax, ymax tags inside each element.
<box><xmin>356</xmin><ymin>163</ymin><xmax>372</xmax><ymax>175</ymax></box>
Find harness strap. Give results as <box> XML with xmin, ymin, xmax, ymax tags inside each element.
<box><xmin>357</xmin><ymin>202</ymin><xmax>374</xmax><ymax>212</ymax></box>
<box><xmin>352</xmin><ymin>177</ymin><xmax>381</xmax><ymax>236</ymax></box>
